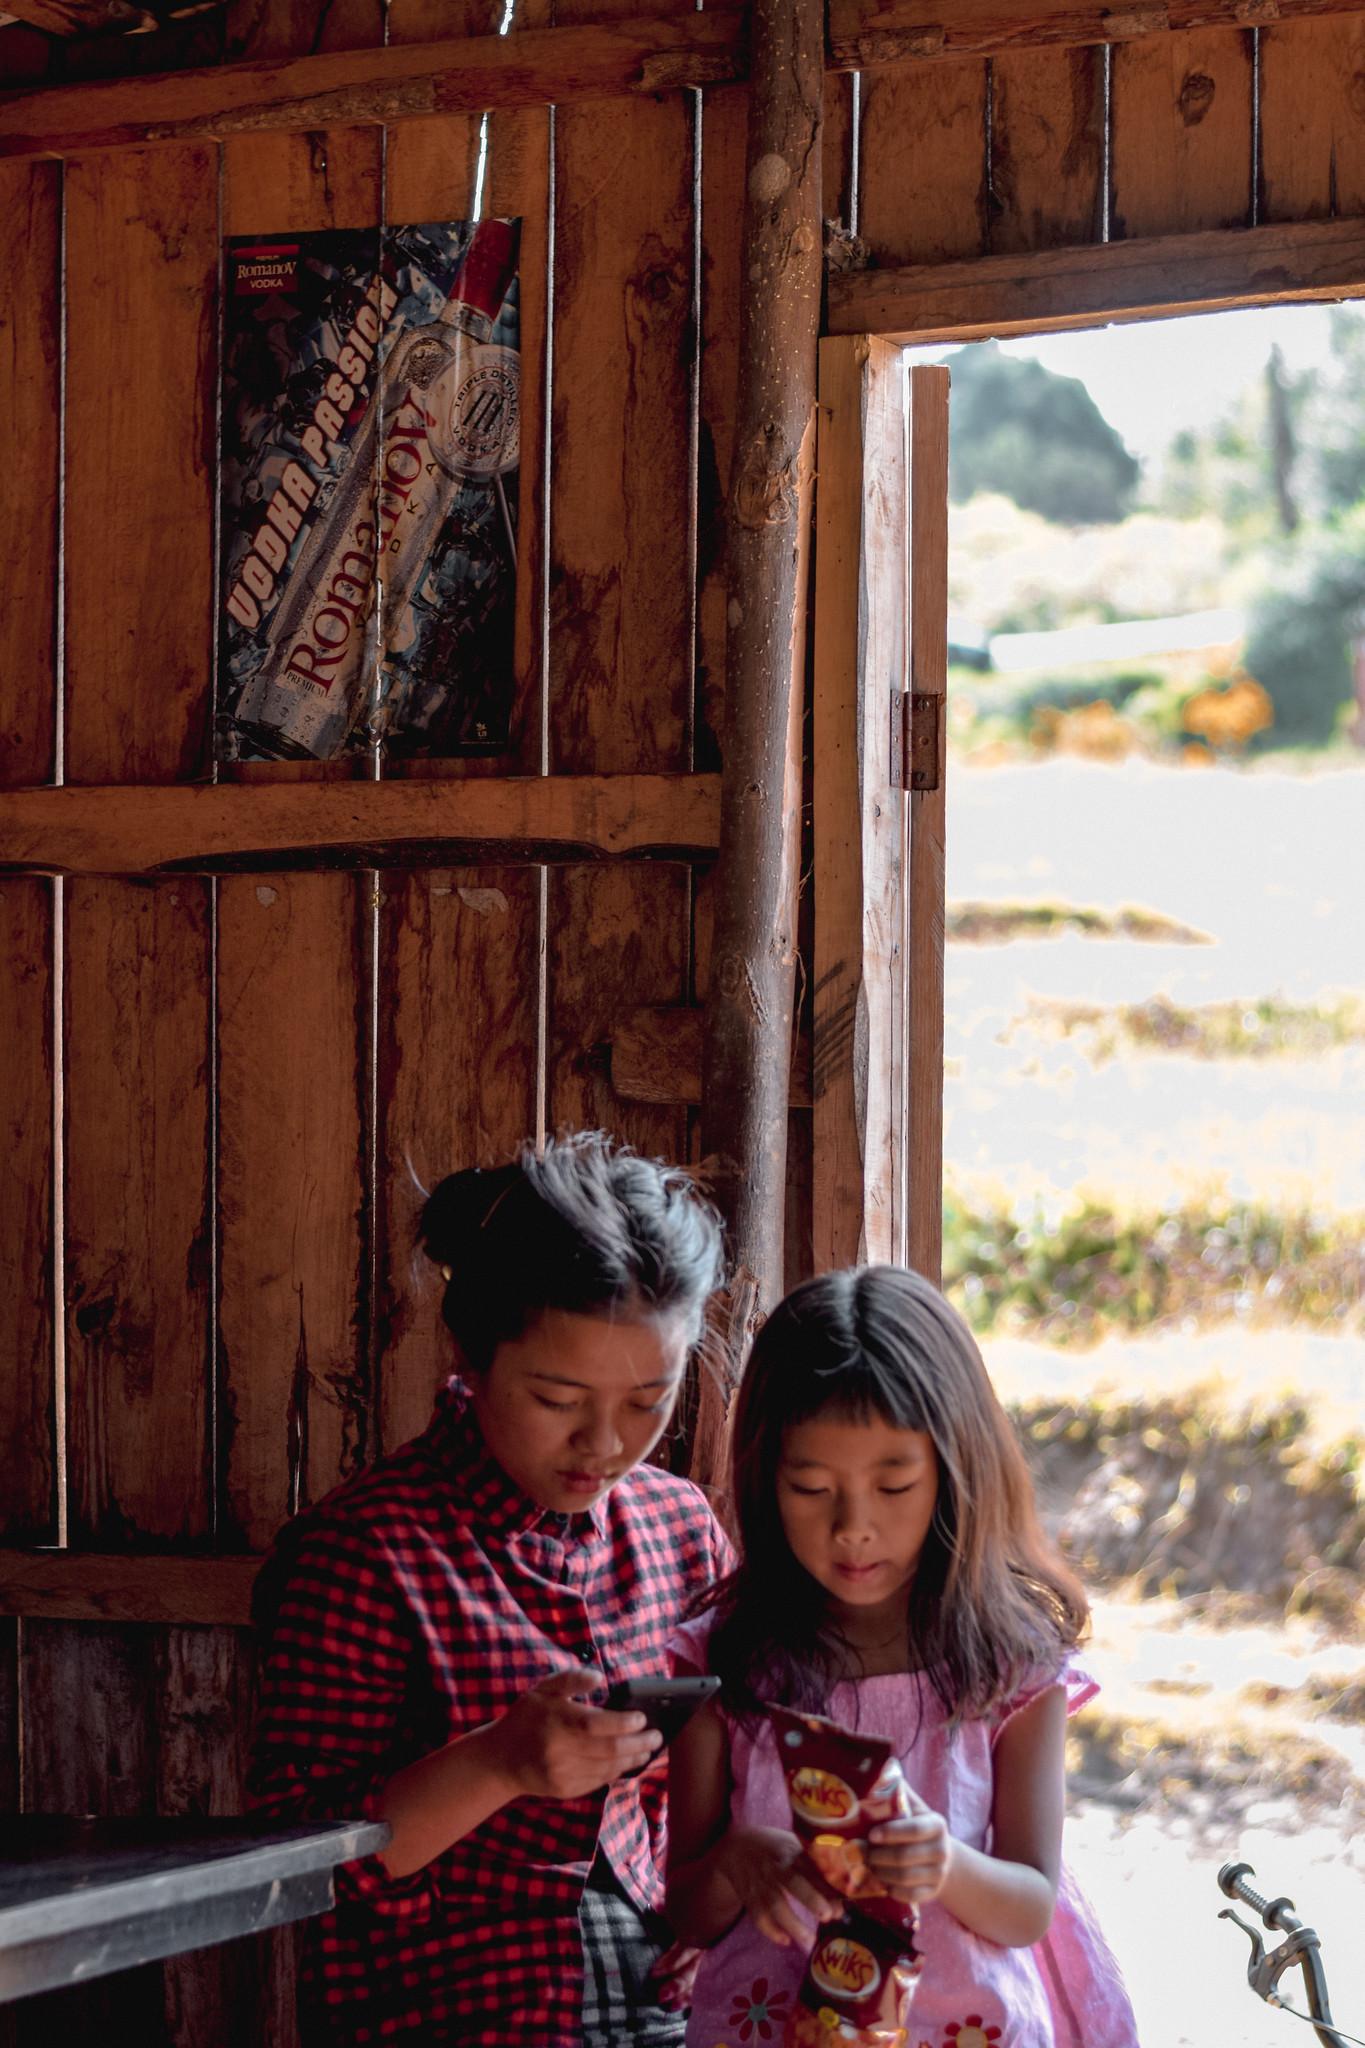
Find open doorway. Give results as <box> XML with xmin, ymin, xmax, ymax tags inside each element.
<box><xmin>908</xmin><ymin>303</ymin><xmax>1365</xmax><ymax>2048</ymax></box>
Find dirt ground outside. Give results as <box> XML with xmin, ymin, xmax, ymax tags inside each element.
<box><xmin>945</xmin><ymin>755</ymin><xmax>1365</xmax><ymax>2048</ymax></box>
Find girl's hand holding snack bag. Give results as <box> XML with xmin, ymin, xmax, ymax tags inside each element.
<box><xmin>710</xmin><ymin>1822</ymin><xmax>845</xmax><ymax>1949</ymax></box>
<box><xmin>865</xmin><ymin>1786</ymin><xmax>951</xmax><ymax>1907</ymax></box>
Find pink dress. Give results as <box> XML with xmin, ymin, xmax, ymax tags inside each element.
<box><xmin>672</xmin><ymin>1619</ymin><xmax>1139</xmax><ymax>2048</ymax></box>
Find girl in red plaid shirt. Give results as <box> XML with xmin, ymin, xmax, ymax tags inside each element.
<box><xmin>250</xmin><ymin>1133</ymin><xmax>731</xmax><ymax>2047</ymax></box>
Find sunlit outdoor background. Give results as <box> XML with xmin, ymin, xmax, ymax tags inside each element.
<box><xmin>909</xmin><ymin>307</ymin><xmax>1365</xmax><ymax>2048</ymax></box>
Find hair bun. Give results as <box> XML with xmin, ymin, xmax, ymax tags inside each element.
<box><xmin>419</xmin><ymin>1161</ymin><xmax>523</xmax><ymax>1276</ymax></box>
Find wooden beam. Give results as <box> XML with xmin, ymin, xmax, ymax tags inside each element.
<box><xmin>0</xmin><ymin>0</ymin><xmax>148</xmax><ymax>33</ymax></box>
<box><xmin>0</xmin><ymin>10</ymin><xmax>746</xmax><ymax>158</ymax></box>
<box><xmin>0</xmin><ymin>773</ymin><xmax>722</xmax><ymax>874</ymax></box>
<box><xmin>827</xmin><ymin>215</ymin><xmax>1365</xmax><ymax>340</ymax></box>
<box><xmin>0</xmin><ymin>1551</ymin><xmax>260</xmax><ymax>1625</ymax></box>
<box><xmin>610</xmin><ymin>1003</ymin><xmax>812</xmax><ymax>1107</ymax></box>
<box><xmin>831</xmin><ymin>0</ymin><xmax>1365</xmax><ymax>71</ymax></box>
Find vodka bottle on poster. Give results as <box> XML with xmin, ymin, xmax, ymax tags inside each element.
<box><xmin>376</xmin><ymin>224</ymin><xmax>521</xmax><ymax>670</ymax></box>
<box><xmin>231</xmin><ymin>219</ymin><xmax>520</xmax><ymax>762</ymax></box>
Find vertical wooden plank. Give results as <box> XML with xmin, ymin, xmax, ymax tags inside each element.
<box><xmin>63</xmin><ymin>147</ymin><xmax>217</xmax><ymax>788</ymax></box>
<box><xmin>59</xmin><ymin>142</ymin><xmax>221</xmax><ymax>2048</ymax></box>
<box><xmin>550</xmin><ymin>90</ymin><xmax>694</xmax><ymax>770</ymax></box>
<box><xmin>219</xmin><ymin>56</ymin><xmax>380</xmax><ymax>1557</ymax></box>
<box><xmin>22</xmin><ymin>1622</ymin><xmax>158</xmax><ymax>1813</ymax></box>
<box><xmin>217</xmin><ymin>878</ymin><xmax>369</xmax><ymax>1548</ymax></box>
<box><xmin>221</xmin><ymin>116</ymin><xmax>381</xmax><ymax>234</ymax></box>
<box><xmin>0</xmin><ymin>1621</ymin><xmax>17</xmax><ymax>1813</ymax></box>
<box><xmin>386</xmin><ymin>0</ymin><xmax>551</xmax><ymax>775</ymax></box>
<box><xmin>1261</xmin><ymin>16</ymin><xmax>1365</xmax><ymax>223</ymax></box>
<box><xmin>812</xmin><ymin>336</ymin><xmax>908</xmax><ymax>1272</ymax></box>
<box><xmin>225</xmin><ymin>0</ymin><xmax>382</xmax><ymax>59</ymax></box>
<box><xmin>906</xmin><ymin>365</ymin><xmax>948</xmax><ymax>1287</ymax></box>
<box><xmin>547</xmin><ymin>1</ymin><xmax>696</xmax><ymax>1174</ymax></box>
<box><xmin>859</xmin><ymin>61</ymin><xmax>989</xmax><ymax>267</ymax></box>
<box><xmin>546</xmin><ymin>865</ymin><xmax>690</xmax><ymax>1164</ymax></box>
<box><xmin>0</xmin><ymin>158</ymin><xmax>59</xmax><ymax>787</ymax></box>
<box><xmin>64</xmin><ymin>879</ymin><xmax>212</xmax><ymax>1546</ymax></box>
<box><xmin>18</xmin><ymin>1621</ymin><xmax>168</xmax><ymax>2045</ymax></box>
<box><xmin>0</xmin><ymin>882</ymin><xmax>54</xmax><ymax>1544</ymax></box>
<box><xmin>824</xmin><ymin>73</ymin><xmax>856</xmax><ymax>236</ymax></box>
<box><xmin>1112</xmin><ymin>29</ymin><xmax>1254</xmax><ymax>238</ymax></box>
<box><xmin>989</xmin><ymin>45</ymin><xmax>1104</xmax><ymax>253</ymax></box>
<box><xmin>0</xmin><ymin>161</ymin><xmax>60</xmax><ymax>1552</ymax></box>
<box><xmin>0</xmin><ymin>22</ymin><xmax>57</xmax><ymax>86</ymax></box>
<box><xmin>376</xmin><ymin>869</ymin><xmax>541</xmax><ymax>1452</ymax></box>
<box><xmin>157</xmin><ymin>1627</ymin><xmax>287</xmax><ymax>2046</ymax></box>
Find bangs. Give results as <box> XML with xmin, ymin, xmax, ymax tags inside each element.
<box><xmin>786</xmin><ymin>1347</ymin><xmax>931</xmax><ymax>1438</ymax></box>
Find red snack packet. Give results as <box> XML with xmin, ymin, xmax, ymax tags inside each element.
<box><xmin>784</xmin><ymin>1907</ymin><xmax>921</xmax><ymax>2047</ymax></box>
<box><xmin>767</xmin><ymin>1705</ymin><xmax>916</xmax><ymax>1936</ymax></box>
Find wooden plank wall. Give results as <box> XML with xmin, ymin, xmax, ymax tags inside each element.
<box><xmin>1</xmin><ymin>4</ymin><xmax>1362</xmax><ymax>2041</ymax></box>
<box><xmin>854</xmin><ymin>22</ymin><xmax>1266</xmax><ymax>266</ymax></box>
<box><xmin>0</xmin><ymin>0</ymin><xmax>762</xmax><ymax>2040</ymax></box>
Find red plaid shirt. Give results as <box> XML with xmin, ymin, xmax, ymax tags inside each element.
<box><xmin>248</xmin><ymin>1377</ymin><xmax>731</xmax><ymax>2045</ymax></box>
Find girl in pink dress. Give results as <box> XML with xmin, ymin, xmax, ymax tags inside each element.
<box><xmin>665</xmin><ymin>1266</ymin><xmax>1139</xmax><ymax>2048</ymax></box>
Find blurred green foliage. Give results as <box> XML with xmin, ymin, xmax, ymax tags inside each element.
<box><xmin>947</xmin><ymin>342</ymin><xmax>1141</xmax><ymax>525</ymax></box>
<box><xmin>943</xmin><ymin>1193</ymin><xmax>1365</xmax><ymax>1345</ymax></box>
<box><xmin>1242</xmin><ymin>506</ymin><xmax>1365</xmax><ymax>744</ymax></box>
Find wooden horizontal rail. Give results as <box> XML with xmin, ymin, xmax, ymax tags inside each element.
<box><xmin>7</xmin><ymin>0</ymin><xmax>1365</xmax><ymax>158</ymax></box>
<box><xmin>828</xmin><ymin>216</ymin><xmax>1365</xmax><ymax>342</ymax></box>
<box><xmin>0</xmin><ymin>10</ymin><xmax>747</xmax><ymax>158</ymax></box>
<box><xmin>0</xmin><ymin>1551</ymin><xmax>260</xmax><ymax>1625</ymax></box>
<box><xmin>610</xmin><ymin>1003</ymin><xmax>812</xmax><ymax>1107</ymax></box>
<box><xmin>4</xmin><ymin>1</ymin><xmax>151</xmax><ymax>31</ymax></box>
<box><xmin>0</xmin><ymin>773</ymin><xmax>722</xmax><ymax>874</ymax></box>
<box><xmin>830</xmin><ymin>0</ymin><xmax>1365</xmax><ymax>67</ymax></box>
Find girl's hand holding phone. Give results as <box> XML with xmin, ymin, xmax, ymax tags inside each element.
<box><xmin>488</xmin><ymin>1666</ymin><xmax>663</xmax><ymax>1800</ymax></box>
<box><xmin>714</xmin><ymin>1825</ymin><xmax>843</xmax><ymax>1948</ymax></box>
<box><xmin>867</xmin><ymin>1787</ymin><xmax>952</xmax><ymax>1905</ymax></box>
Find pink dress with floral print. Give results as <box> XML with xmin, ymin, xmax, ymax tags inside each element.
<box><xmin>671</xmin><ymin>1618</ymin><xmax>1139</xmax><ymax>2048</ymax></box>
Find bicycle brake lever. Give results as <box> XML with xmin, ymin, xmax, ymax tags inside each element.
<box><xmin>1221</xmin><ymin>1907</ymin><xmax>1268</xmax><ymax>1979</ymax></box>
<box><xmin>1222</xmin><ymin>1909</ymin><xmax>1331</xmax><ymax>2011</ymax></box>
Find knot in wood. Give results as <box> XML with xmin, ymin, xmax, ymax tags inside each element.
<box><xmin>734</xmin><ymin>430</ymin><xmax>797</xmax><ymax>531</ymax></box>
<box><xmin>1177</xmin><ymin>70</ymin><xmax>1216</xmax><ymax>126</ymax></box>
<box><xmin>749</xmin><ymin>152</ymin><xmax>792</xmax><ymax>204</ymax></box>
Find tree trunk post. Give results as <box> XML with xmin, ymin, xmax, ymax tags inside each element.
<box><xmin>695</xmin><ymin>0</ymin><xmax>823</xmax><ymax>1486</ymax></box>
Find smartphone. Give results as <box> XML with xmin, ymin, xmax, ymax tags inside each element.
<box><xmin>604</xmin><ymin>1675</ymin><xmax>721</xmax><ymax>1748</ymax></box>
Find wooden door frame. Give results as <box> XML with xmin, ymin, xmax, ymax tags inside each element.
<box><xmin>811</xmin><ymin>338</ymin><xmax>948</xmax><ymax>1283</ymax></box>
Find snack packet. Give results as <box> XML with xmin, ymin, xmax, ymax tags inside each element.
<box><xmin>767</xmin><ymin>1705</ymin><xmax>916</xmax><ymax>1935</ymax></box>
<box><xmin>785</xmin><ymin>1906</ymin><xmax>921</xmax><ymax>2047</ymax></box>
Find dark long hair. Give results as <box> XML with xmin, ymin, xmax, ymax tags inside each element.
<box><xmin>418</xmin><ymin>1130</ymin><xmax>724</xmax><ymax>1370</ymax></box>
<box><xmin>702</xmin><ymin>1265</ymin><xmax>1088</xmax><ymax>1727</ymax></box>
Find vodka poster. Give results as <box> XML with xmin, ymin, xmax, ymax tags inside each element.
<box><xmin>219</xmin><ymin>219</ymin><xmax>521</xmax><ymax>762</ymax></box>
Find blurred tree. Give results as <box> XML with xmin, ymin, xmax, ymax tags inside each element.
<box><xmin>1154</xmin><ymin>307</ymin><xmax>1365</xmax><ymax>536</ymax></box>
<box><xmin>1242</xmin><ymin>503</ymin><xmax>1365</xmax><ymax>744</ymax></box>
<box><xmin>1293</xmin><ymin>306</ymin><xmax>1365</xmax><ymax>515</ymax></box>
<box><xmin>1266</xmin><ymin>343</ymin><xmax>1300</xmax><ymax>535</ymax></box>
<box><xmin>946</xmin><ymin>342</ymin><xmax>1140</xmax><ymax>525</ymax></box>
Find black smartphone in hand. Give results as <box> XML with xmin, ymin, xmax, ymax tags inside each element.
<box><xmin>604</xmin><ymin>1675</ymin><xmax>721</xmax><ymax>1749</ymax></box>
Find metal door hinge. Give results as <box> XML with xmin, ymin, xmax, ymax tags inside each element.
<box><xmin>892</xmin><ymin>690</ymin><xmax>941</xmax><ymax>792</ymax></box>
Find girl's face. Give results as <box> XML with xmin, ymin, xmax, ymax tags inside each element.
<box><xmin>776</xmin><ymin>1407</ymin><xmax>939</xmax><ymax>1628</ymax></box>
<box><xmin>471</xmin><ymin>1306</ymin><xmax>690</xmax><ymax>1512</ymax></box>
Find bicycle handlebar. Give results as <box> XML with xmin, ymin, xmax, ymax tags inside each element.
<box><xmin>1218</xmin><ymin>1861</ymin><xmax>1351</xmax><ymax>2048</ymax></box>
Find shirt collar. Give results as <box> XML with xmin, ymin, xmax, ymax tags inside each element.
<box><xmin>430</xmin><ymin>1377</ymin><xmax>609</xmax><ymax>1541</ymax></box>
